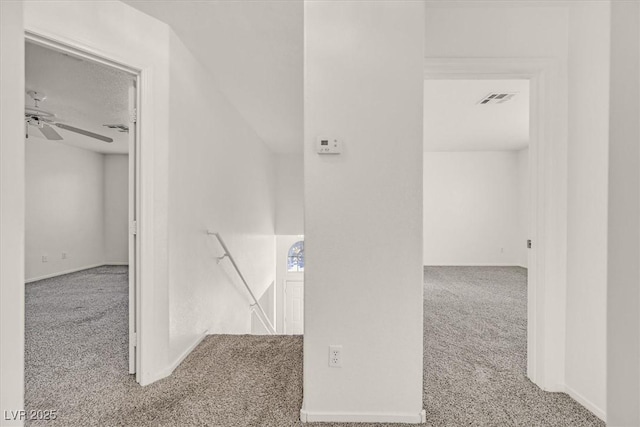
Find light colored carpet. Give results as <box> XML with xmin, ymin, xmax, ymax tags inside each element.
<box><xmin>422</xmin><ymin>266</ymin><xmax>603</xmax><ymax>427</ymax></box>
<box><xmin>25</xmin><ymin>265</ymin><xmax>604</xmax><ymax>426</ymax></box>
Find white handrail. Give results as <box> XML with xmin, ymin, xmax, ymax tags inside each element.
<box><xmin>250</xmin><ymin>300</ymin><xmax>274</xmax><ymax>335</ymax></box>
<box><xmin>207</xmin><ymin>231</ymin><xmax>275</xmax><ymax>334</ymax></box>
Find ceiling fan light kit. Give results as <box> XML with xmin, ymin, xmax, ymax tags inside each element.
<box><xmin>24</xmin><ymin>90</ymin><xmax>114</xmax><ymax>143</ymax></box>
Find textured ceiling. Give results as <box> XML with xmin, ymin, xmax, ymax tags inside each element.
<box><xmin>424</xmin><ymin>79</ymin><xmax>530</xmax><ymax>152</ymax></box>
<box><xmin>25</xmin><ymin>42</ymin><xmax>133</xmax><ymax>154</ymax></box>
<box><xmin>123</xmin><ymin>0</ymin><xmax>303</xmax><ymax>154</ymax></box>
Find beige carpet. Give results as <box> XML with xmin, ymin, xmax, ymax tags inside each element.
<box><xmin>25</xmin><ymin>266</ymin><xmax>604</xmax><ymax>426</ymax></box>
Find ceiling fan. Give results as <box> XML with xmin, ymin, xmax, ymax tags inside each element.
<box><xmin>24</xmin><ymin>91</ymin><xmax>113</xmax><ymax>143</ymax></box>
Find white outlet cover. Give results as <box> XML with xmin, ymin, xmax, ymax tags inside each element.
<box><xmin>329</xmin><ymin>345</ymin><xmax>342</xmax><ymax>368</ymax></box>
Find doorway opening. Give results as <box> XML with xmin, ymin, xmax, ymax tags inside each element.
<box><xmin>275</xmin><ymin>236</ymin><xmax>304</xmax><ymax>335</ymax></box>
<box><xmin>416</xmin><ymin>54</ymin><xmax>595</xmax><ymax>422</ymax></box>
<box><xmin>23</xmin><ymin>37</ymin><xmax>141</xmax><ymax>413</ymax></box>
<box><xmin>422</xmin><ymin>75</ymin><xmax>533</xmax><ymax>411</ymax></box>
<box><xmin>421</xmin><ymin>57</ymin><xmax>567</xmax><ymax>390</ymax></box>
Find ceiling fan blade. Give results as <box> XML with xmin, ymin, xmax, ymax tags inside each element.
<box><xmin>39</xmin><ymin>124</ymin><xmax>63</xmax><ymax>140</ymax></box>
<box><xmin>54</xmin><ymin>123</ymin><xmax>113</xmax><ymax>143</ymax></box>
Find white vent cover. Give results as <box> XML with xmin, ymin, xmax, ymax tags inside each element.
<box><xmin>478</xmin><ymin>93</ymin><xmax>517</xmax><ymax>105</ymax></box>
<box><xmin>103</xmin><ymin>124</ymin><xmax>129</xmax><ymax>133</ymax></box>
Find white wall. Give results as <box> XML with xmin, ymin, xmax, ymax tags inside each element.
<box><xmin>0</xmin><ymin>1</ymin><xmax>25</xmax><ymax>423</ymax></box>
<box><xmin>104</xmin><ymin>154</ymin><xmax>129</xmax><ymax>264</ymax></box>
<box><xmin>565</xmin><ymin>3</ymin><xmax>610</xmax><ymax>419</ymax></box>
<box><xmin>25</xmin><ymin>139</ymin><xmax>106</xmax><ymax>281</ymax></box>
<box><xmin>303</xmin><ymin>1</ymin><xmax>424</xmax><ymax>423</ymax></box>
<box><xmin>258</xmin><ymin>280</ymin><xmax>276</xmax><ymax>327</ymax></box>
<box><xmin>607</xmin><ymin>1</ymin><xmax>640</xmax><ymax>425</ymax></box>
<box><xmin>423</xmin><ymin>151</ymin><xmax>524</xmax><ymax>267</ymax></box>
<box><xmin>253</xmin><ymin>280</ymin><xmax>276</xmax><ymax>334</ymax></box>
<box><xmin>517</xmin><ymin>149</ymin><xmax>529</xmax><ymax>268</ymax></box>
<box><xmin>275</xmin><ymin>153</ymin><xmax>304</xmax><ymax>235</ymax></box>
<box><xmin>25</xmin><ymin>145</ymin><xmax>129</xmax><ymax>282</ymax></box>
<box><xmin>167</xmin><ymin>32</ymin><xmax>277</xmax><ymax>363</ymax></box>
<box><xmin>274</xmin><ymin>152</ymin><xmax>305</xmax><ymax>334</ymax></box>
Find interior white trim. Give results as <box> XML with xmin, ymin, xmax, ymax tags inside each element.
<box><xmin>424</xmin><ymin>57</ymin><xmax>566</xmax><ymax>392</ymax></box>
<box><xmin>25</xmin><ymin>263</ymin><xmax>131</xmax><ymax>283</ymax></box>
<box><xmin>24</xmin><ymin>32</ymin><xmax>139</xmax><ymax>75</ymax></box>
<box><xmin>424</xmin><ymin>0</ymin><xmax>578</xmax><ymax>9</ymax></box>
<box><xmin>158</xmin><ymin>330</ymin><xmax>208</xmax><ymax>380</ymax></box>
<box><xmin>22</xmin><ymin>24</ymin><xmax>155</xmax><ymax>384</ymax></box>
<box><xmin>25</xmin><ymin>263</ymin><xmax>104</xmax><ymax>283</ymax></box>
<box><xmin>564</xmin><ymin>384</ymin><xmax>606</xmax><ymax>422</ymax></box>
<box><xmin>300</xmin><ymin>409</ymin><xmax>427</xmax><ymax>424</ymax></box>
<box><xmin>424</xmin><ymin>263</ymin><xmax>528</xmax><ymax>267</ymax></box>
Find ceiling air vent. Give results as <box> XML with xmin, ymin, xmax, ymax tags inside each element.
<box><xmin>103</xmin><ymin>124</ymin><xmax>129</xmax><ymax>133</ymax></box>
<box><xmin>478</xmin><ymin>93</ymin><xmax>517</xmax><ymax>105</ymax></box>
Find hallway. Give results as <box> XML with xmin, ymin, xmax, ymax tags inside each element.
<box><xmin>25</xmin><ymin>265</ymin><xmax>603</xmax><ymax>426</ymax></box>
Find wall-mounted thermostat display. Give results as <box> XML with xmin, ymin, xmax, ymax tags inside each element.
<box><xmin>316</xmin><ymin>136</ymin><xmax>342</xmax><ymax>154</ymax></box>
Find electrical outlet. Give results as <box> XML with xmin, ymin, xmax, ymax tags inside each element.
<box><xmin>62</xmin><ymin>252</ymin><xmax>68</xmax><ymax>259</ymax></box>
<box><xmin>329</xmin><ymin>345</ymin><xmax>342</xmax><ymax>368</ymax></box>
<box><xmin>42</xmin><ymin>255</ymin><xmax>48</xmax><ymax>263</ymax></box>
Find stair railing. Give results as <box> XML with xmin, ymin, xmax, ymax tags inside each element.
<box><xmin>207</xmin><ymin>231</ymin><xmax>275</xmax><ymax>334</ymax></box>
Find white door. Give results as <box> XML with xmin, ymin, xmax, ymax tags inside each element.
<box><xmin>128</xmin><ymin>80</ymin><xmax>138</xmax><ymax>375</ymax></box>
<box><xmin>284</xmin><ymin>280</ymin><xmax>304</xmax><ymax>335</ymax></box>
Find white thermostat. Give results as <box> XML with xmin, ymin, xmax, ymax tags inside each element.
<box><xmin>316</xmin><ymin>136</ymin><xmax>342</xmax><ymax>154</ymax></box>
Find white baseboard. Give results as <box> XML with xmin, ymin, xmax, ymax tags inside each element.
<box><xmin>104</xmin><ymin>261</ymin><xmax>129</xmax><ymax>266</ymax></box>
<box><xmin>25</xmin><ymin>263</ymin><xmax>104</xmax><ymax>283</ymax></box>
<box><xmin>424</xmin><ymin>263</ymin><xmax>524</xmax><ymax>267</ymax></box>
<box><xmin>145</xmin><ymin>330</ymin><xmax>208</xmax><ymax>386</ymax></box>
<box><xmin>25</xmin><ymin>262</ymin><xmax>130</xmax><ymax>283</ymax></box>
<box><xmin>161</xmin><ymin>330</ymin><xmax>208</xmax><ymax>378</ymax></box>
<box><xmin>300</xmin><ymin>409</ymin><xmax>426</xmax><ymax>424</ymax></box>
<box><xmin>540</xmin><ymin>382</ymin><xmax>566</xmax><ymax>393</ymax></box>
<box><xmin>563</xmin><ymin>384</ymin><xmax>606</xmax><ymax>422</ymax></box>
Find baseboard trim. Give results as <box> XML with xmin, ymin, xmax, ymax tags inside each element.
<box><xmin>563</xmin><ymin>384</ymin><xmax>606</xmax><ymax>422</ymax></box>
<box><xmin>162</xmin><ymin>330</ymin><xmax>208</xmax><ymax>378</ymax></box>
<box><xmin>104</xmin><ymin>262</ymin><xmax>129</xmax><ymax>266</ymax></box>
<box><xmin>25</xmin><ymin>263</ymin><xmax>104</xmax><ymax>283</ymax></box>
<box><xmin>424</xmin><ymin>263</ymin><xmax>525</xmax><ymax>267</ymax></box>
<box><xmin>300</xmin><ymin>409</ymin><xmax>426</xmax><ymax>424</ymax></box>
<box><xmin>146</xmin><ymin>330</ymin><xmax>209</xmax><ymax>386</ymax></box>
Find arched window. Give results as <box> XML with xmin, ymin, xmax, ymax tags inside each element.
<box><xmin>287</xmin><ymin>241</ymin><xmax>304</xmax><ymax>272</ymax></box>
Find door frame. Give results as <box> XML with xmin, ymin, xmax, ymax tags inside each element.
<box><xmin>127</xmin><ymin>79</ymin><xmax>140</xmax><ymax>375</ymax></box>
<box><xmin>424</xmin><ymin>57</ymin><xmax>567</xmax><ymax>391</ymax></box>
<box><xmin>24</xmin><ymin>31</ymin><xmax>143</xmax><ymax>382</ymax></box>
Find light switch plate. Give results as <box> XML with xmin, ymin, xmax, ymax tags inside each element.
<box><xmin>316</xmin><ymin>136</ymin><xmax>342</xmax><ymax>154</ymax></box>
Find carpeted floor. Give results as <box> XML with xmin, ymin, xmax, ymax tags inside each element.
<box><xmin>25</xmin><ymin>266</ymin><xmax>604</xmax><ymax>426</ymax></box>
<box><xmin>421</xmin><ymin>266</ymin><xmax>603</xmax><ymax>427</ymax></box>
